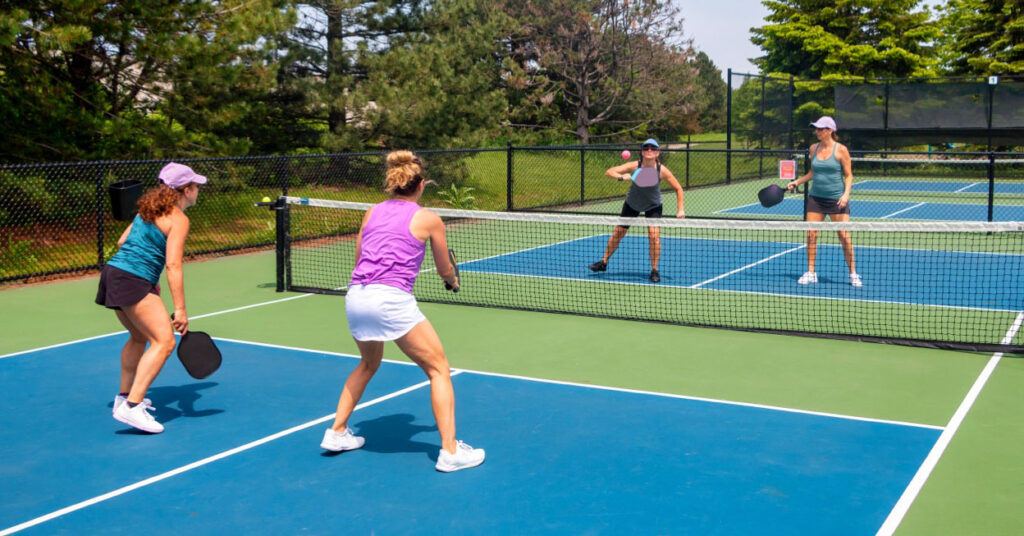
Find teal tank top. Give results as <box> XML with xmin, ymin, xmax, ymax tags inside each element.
<box><xmin>808</xmin><ymin>143</ymin><xmax>845</xmax><ymax>200</ymax></box>
<box><xmin>106</xmin><ymin>215</ymin><xmax>167</xmax><ymax>284</ymax></box>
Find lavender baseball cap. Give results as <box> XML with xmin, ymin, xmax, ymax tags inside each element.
<box><xmin>159</xmin><ymin>163</ymin><xmax>208</xmax><ymax>188</ymax></box>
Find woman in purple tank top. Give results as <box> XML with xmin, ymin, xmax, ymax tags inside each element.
<box><xmin>319</xmin><ymin>150</ymin><xmax>485</xmax><ymax>472</ymax></box>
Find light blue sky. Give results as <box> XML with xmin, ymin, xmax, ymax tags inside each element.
<box><xmin>673</xmin><ymin>0</ymin><xmax>771</xmax><ymax>77</ymax></box>
<box><xmin>674</xmin><ymin>1</ymin><xmax>944</xmax><ymax>79</ymax></box>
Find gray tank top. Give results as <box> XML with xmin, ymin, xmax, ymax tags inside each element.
<box><xmin>625</xmin><ymin>161</ymin><xmax>662</xmax><ymax>212</ymax></box>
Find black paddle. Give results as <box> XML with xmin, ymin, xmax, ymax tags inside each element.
<box><xmin>171</xmin><ymin>314</ymin><xmax>222</xmax><ymax>379</ymax></box>
<box><xmin>444</xmin><ymin>248</ymin><xmax>460</xmax><ymax>292</ymax></box>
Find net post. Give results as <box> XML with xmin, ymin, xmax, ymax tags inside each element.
<box><xmin>275</xmin><ymin>202</ymin><xmax>289</xmax><ymax>292</ymax></box>
<box><xmin>988</xmin><ymin>152</ymin><xmax>996</xmax><ymax>222</ymax></box>
<box><xmin>506</xmin><ymin>141</ymin><xmax>514</xmax><ymax>211</ymax></box>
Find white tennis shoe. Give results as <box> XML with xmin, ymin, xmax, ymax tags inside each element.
<box><xmin>850</xmin><ymin>273</ymin><xmax>863</xmax><ymax>287</ymax></box>
<box><xmin>113</xmin><ymin>394</ymin><xmax>152</xmax><ymax>416</ymax></box>
<box><xmin>320</xmin><ymin>427</ymin><xmax>365</xmax><ymax>452</ymax></box>
<box><xmin>435</xmin><ymin>440</ymin><xmax>486</xmax><ymax>472</ymax></box>
<box><xmin>797</xmin><ymin>271</ymin><xmax>818</xmax><ymax>285</ymax></box>
<box><xmin>113</xmin><ymin>400</ymin><xmax>164</xmax><ymax>434</ymax></box>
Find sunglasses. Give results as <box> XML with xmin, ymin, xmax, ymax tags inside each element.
<box><xmin>641</xmin><ymin>145</ymin><xmax>659</xmax><ymax>151</ymax></box>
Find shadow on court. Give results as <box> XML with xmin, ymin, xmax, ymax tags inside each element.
<box><xmin>323</xmin><ymin>413</ymin><xmax>439</xmax><ymax>459</ymax></box>
<box><xmin>112</xmin><ymin>382</ymin><xmax>223</xmax><ymax>434</ymax></box>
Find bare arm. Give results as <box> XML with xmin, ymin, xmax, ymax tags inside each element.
<box><xmin>660</xmin><ymin>165</ymin><xmax>685</xmax><ymax>218</ymax></box>
<box><xmin>163</xmin><ymin>210</ymin><xmax>191</xmax><ymax>334</ymax></box>
<box><xmin>411</xmin><ymin>209</ymin><xmax>458</xmax><ymax>290</ymax></box>
<box><xmin>605</xmin><ymin>161</ymin><xmax>639</xmax><ymax>181</ymax></box>
<box><xmin>354</xmin><ymin>207</ymin><xmax>374</xmax><ymax>265</ymax></box>
<box><xmin>117</xmin><ymin>223</ymin><xmax>133</xmax><ymax>247</ymax></box>
<box><xmin>787</xmin><ymin>144</ymin><xmax>816</xmax><ymax>190</ymax></box>
<box><xmin>836</xmin><ymin>144</ymin><xmax>854</xmax><ymax>208</ymax></box>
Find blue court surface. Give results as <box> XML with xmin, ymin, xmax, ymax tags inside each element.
<box><xmin>852</xmin><ymin>180</ymin><xmax>1024</xmax><ymax>195</ymax></box>
<box><xmin>718</xmin><ymin>197</ymin><xmax>1024</xmax><ymax>221</ymax></box>
<box><xmin>463</xmin><ymin>235</ymin><xmax>1024</xmax><ymax>312</ymax></box>
<box><xmin>2</xmin><ymin>337</ymin><xmax>943</xmax><ymax>535</ymax></box>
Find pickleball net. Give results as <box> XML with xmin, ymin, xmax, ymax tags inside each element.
<box><xmin>273</xmin><ymin>197</ymin><xmax>1024</xmax><ymax>353</ymax></box>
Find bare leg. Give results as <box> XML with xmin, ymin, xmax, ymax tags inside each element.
<box><xmin>394</xmin><ymin>319</ymin><xmax>457</xmax><ymax>454</ymax></box>
<box><xmin>331</xmin><ymin>339</ymin><xmax>384</xmax><ymax>431</ymax></box>
<box><xmin>601</xmin><ymin>226</ymin><xmax>629</xmax><ymax>263</ymax></box>
<box><xmin>805</xmin><ymin>211</ymin><xmax>825</xmax><ymax>273</ymax></box>
<box><xmin>114</xmin><ymin>309</ymin><xmax>148</xmax><ymax>394</ymax></box>
<box><xmin>647</xmin><ymin>226</ymin><xmax>661</xmax><ymax>270</ymax></box>
<box><xmin>830</xmin><ymin>213</ymin><xmax>856</xmax><ymax>273</ymax></box>
<box><xmin>118</xmin><ymin>293</ymin><xmax>176</xmax><ymax>403</ymax></box>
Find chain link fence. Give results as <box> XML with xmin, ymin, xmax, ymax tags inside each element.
<box><xmin>3</xmin><ymin>146</ymin><xmax>1023</xmax><ymax>285</ymax></box>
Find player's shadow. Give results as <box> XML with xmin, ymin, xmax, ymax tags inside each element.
<box><xmin>589</xmin><ymin>270</ymin><xmax>666</xmax><ymax>283</ymax></box>
<box><xmin>113</xmin><ymin>382</ymin><xmax>223</xmax><ymax>434</ymax></box>
<box><xmin>323</xmin><ymin>414</ymin><xmax>439</xmax><ymax>459</ymax></box>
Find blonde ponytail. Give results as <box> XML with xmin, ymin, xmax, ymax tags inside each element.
<box><xmin>385</xmin><ymin>150</ymin><xmax>424</xmax><ymax>196</ymax></box>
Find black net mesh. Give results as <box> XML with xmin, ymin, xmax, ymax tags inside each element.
<box><xmin>278</xmin><ymin>197</ymin><xmax>1024</xmax><ymax>353</ymax></box>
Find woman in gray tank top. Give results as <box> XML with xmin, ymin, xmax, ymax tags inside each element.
<box><xmin>786</xmin><ymin>116</ymin><xmax>862</xmax><ymax>288</ymax></box>
<box><xmin>588</xmin><ymin>138</ymin><xmax>685</xmax><ymax>283</ymax></box>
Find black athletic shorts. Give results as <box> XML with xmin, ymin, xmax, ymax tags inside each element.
<box><xmin>95</xmin><ymin>265</ymin><xmax>160</xmax><ymax>310</ymax></box>
<box><xmin>618</xmin><ymin>202</ymin><xmax>663</xmax><ymax>229</ymax></box>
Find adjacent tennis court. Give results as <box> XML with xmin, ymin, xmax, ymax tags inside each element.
<box><xmin>718</xmin><ymin>197</ymin><xmax>1024</xmax><ymax>221</ymax></box>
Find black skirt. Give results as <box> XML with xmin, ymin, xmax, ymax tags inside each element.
<box><xmin>95</xmin><ymin>265</ymin><xmax>159</xmax><ymax>310</ymax></box>
<box><xmin>805</xmin><ymin>195</ymin><xmax>850</xmax><ymax>215</ymax></box>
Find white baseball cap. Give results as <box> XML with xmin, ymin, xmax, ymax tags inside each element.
<box><xmin>809</xmin><ymin>116</ymin><xmax>837</xmax><ymax>131</ymax></box>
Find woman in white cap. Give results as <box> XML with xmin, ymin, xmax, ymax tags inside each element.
<box><xmin>590</xmin><ymin>138</ymin><xmax>685</xmax><ymax>283</ymax></box>
<box><xmin>96</xmin><ymin>162</ymin><xmax>207</xmax><ymax>433</ymax></box>
<box><xmin>786</xmin><ymin>116</ymin><xmax>861</xmax><ymax>287</ymax></box>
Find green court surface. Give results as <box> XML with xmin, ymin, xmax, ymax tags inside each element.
<box><xmin>2</xmin><ymin>250</ymin><xmax>1022</xmax><ymax>535</ymax></box>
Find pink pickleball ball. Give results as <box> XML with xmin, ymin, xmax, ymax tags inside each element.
<box><xmin>621</xmin><ymin>150</ymin><xmax>631</xmax><ymax>159</ymax></box>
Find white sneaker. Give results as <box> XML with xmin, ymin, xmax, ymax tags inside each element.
<box><xmin>113</xmin><ymin>400</ymin><xmax>164</xmax><ymax>433</ymax></box>
<box><xmin>113</xmin><ymin>394</ymin><xmax>153</xmax><ymax>416</ymax></box>
<box><xmin>850</xmin><ymin>273</ymin><xmax>863</xmax><ymax>287</ymax></box>
<box><xmin>435</xmin><ymin>440</ymin><xmax>486</xmax><ymax>473</ymax></box>
<box><xmin>320</xmin><ymin>427</ymin><xmax>365</xmax><ymax>452</ymax></box>
<box><xmin>797</xmin><ymin>271</ymin><xmax>818</xmax><ymax>285</ymax></box>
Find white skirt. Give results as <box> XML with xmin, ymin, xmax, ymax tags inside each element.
<box><xmin>345</xmin><ymin>284</ymin><xmax>427</xmax><ymax>341</ymax></box>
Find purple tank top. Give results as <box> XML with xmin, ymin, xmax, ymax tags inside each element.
<box><xmin>349</xmin><ymin>200</ymin><xmax>426</xmax><ymax>293</ymax></box>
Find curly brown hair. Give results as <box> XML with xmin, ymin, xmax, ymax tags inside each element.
<box><xmin>137</xmin><ymin>185</ymin><xmax>185</xmax><ymax>222</ymax></box>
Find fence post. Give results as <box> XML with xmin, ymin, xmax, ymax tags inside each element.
<box><xmin>580</xmin><ymin>145</ymin><xmax>585</xmax><ymax>206</ymax></box>
<box><xmin>685</xmin><ymin>134</ymin><xmax>691</xmax><ymax>188</ymax></box>
<box><xmin>280</xmin><ymin>155</ymin><xmax>290</xmax><ymax>197</ymax></box>
<box><xmin>507</xmin><ymin>141</ymin><xmax>514</xmax><ymax>211</ymax></box>
<box><xmin>726</xmin><ymin>68</ymin><xmax>732</xmax><ymax>184</ymax></box>
<box><xmin>95</xmin><ymin>163</ymin><xmax>106</xmax><ymax>268</ymax></box>
<box><xmin>759</xmin><ymin>75</ymin><xmax>766</xmax><ymax>180</ymax></box>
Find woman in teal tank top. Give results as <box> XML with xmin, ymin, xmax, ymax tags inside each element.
<box><xmin>786</xmin><ymin>116</ymin><xmax>862</xmax><ymax>288</ymax></box>
<box><xmin>95</xmin><ymin>162</ymin><xmax>207</xmax><ymax>433</ymax></box>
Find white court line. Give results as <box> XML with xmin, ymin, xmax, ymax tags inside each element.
<box><xmin>458</xmin><ymin>367</ymin><xmax>943</xmax><ymax>431</ymax></box>
<box><xmin>0</xmin><ymin>292</ymin><xmax>320</xmax><ymax>360</ymax></box>
<box><xmin>0</xmin><ymin>374</ymin><xmax>452</xmax><ymax>536</ymax></box>
<box><xmin>211</xmin><ymin>342</ymin><xmax>937</xmax><ymax>434</ymax></box>
<box><xmin>875</xmin><ymin>311</ymin><xmax>1024</xmax><ymax>536</ymax></box>
<box><xmin>954</xmin><ymin>182</ymin><xmax>981</xmax><ymax>193</ymax></box>
<box><xmin>690</xmin><ymin>245</ymin><xmax>806</xmax><ymax>288</ymax></box>
<box><xmin>880</xmin><ymin>202</ymin><xmax>926</xmax><ymax>219</ymax></box>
